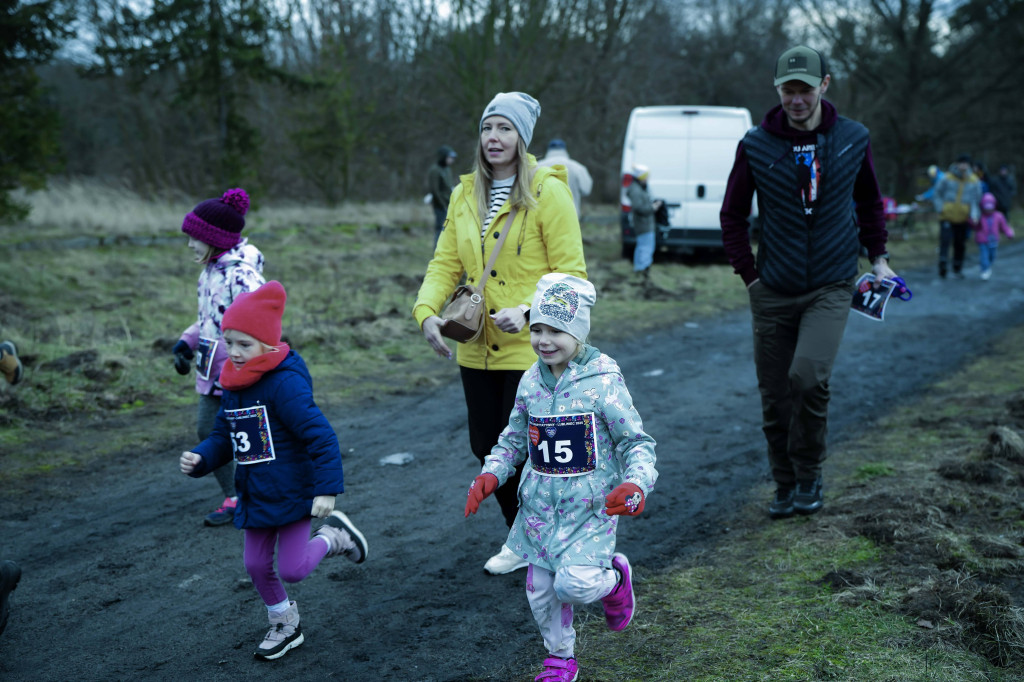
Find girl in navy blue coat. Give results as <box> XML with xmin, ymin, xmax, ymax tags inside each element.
<box><xmin>180</xmin><ymin>280</ymin><xmax>367</xmax><ymax>661</ymax></box>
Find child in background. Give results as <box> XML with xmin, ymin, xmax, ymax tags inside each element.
<box><xmin>465</xmin><ymin>273</ymin><xmax>657</xmax><ymax>682</ymax></box>
<box><xmin>975</xmin><ymin>192</ymin><xmax>1014</xmax><ymax>280</ymax></box>
<box><xmin>0</xmin><ymin>340</ymin><xmax>23</xmax><ymax>385</ymax></box>
<box><xmin>174</xmin><ymin>188</ymin><xmax>265</xmax><ymax>525</ymax></box>
<box><xmin>180</xmin><ymin>280</ymin><xmax>367</xmax><ymax>661</ymax></box>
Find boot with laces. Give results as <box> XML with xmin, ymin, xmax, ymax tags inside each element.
<box><xmin>315</xmin><ymin>510</ymin><xmax>368</xmax><ymax>564</ymax></box>
<box><xmin>769</xmin><ymin>486</ymin><xmax>796</xmax><ymax>519</ymax></box>
<box><xmin>534</xmin><ymin>656</ymin><xmax>579</xmax><ymax>681</ymax></box>
<box><xmin>793</xmin><ymin>476</ymin><xmax>824</xmax><ymax>515</ymax></box>
<box><xmin>254</xmin><ymin>601</ymin><xmax>303</xmax><ymax>660</ymax></box>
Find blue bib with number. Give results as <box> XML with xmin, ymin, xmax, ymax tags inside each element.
<box><xmin>528</xmin><ymin>412</ymin><xmax>597</xmax><ymax>476</ymax></box>
<box><xmin>225</xmin><ymin>404</ymin><xmax>276</xmax><ymax>465</ymax></box>
<box><xmin>196</xmin><ymin>337</ymin><xmax>218</xmax><ymax>381</ymax></box>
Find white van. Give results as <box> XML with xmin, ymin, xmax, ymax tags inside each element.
<box><xmin>619</xmin><ymin>105</ymin><xmax>755</xmax><ymax>257</ymax></box>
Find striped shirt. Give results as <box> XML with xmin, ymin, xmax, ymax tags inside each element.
<box><xmin>482</xmin><ymin>175</ymin><xmax>515</xmax><ymax>236</ymax></box>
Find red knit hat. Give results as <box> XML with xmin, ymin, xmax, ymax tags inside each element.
<box><xmin>222</xmin><ymin>280</ymin><xmax>286</xmax><ymax>346</ymax></box>
<box><xmin>182</xmin><ymin>188</ymin><xmax>250</xmax><ymax>250</ymax></box>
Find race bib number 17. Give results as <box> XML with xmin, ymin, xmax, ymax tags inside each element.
<box><xmin>851</xmin><ymin>273</ymin><xmax>896</xmax><ymax>321</ymax></box>
<box><xmin>225</xmin><ymin>404</ymin><xmax>276</xmax><ymax>465</ymax></box>
<box><xmin>528</xmin><ymin>412</ymin><xmax>597</xmax><ymax>476</ymax></box>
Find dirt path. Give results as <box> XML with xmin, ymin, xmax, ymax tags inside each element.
<box><xmin>3</xmin><ymin>243</ymin><xmax>1024</xmax><ymax>681</ymax></box>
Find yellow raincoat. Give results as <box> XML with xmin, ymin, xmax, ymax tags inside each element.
<box><xmin>413</xmin><ymin>158</ymin><xmax>587</xmax><ymax>370</ymax></box>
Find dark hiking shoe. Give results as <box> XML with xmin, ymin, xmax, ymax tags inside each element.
<box><xmin>0</xmin><ymin>560</ymin><xmax>22</xmax><ymax>637</ymax></box>
<box><xmin>769</xmin><ymin>487</ymin><xmax>796</xmax><ymax>519</ymax></box>
<box><xmin>793</xmin><ymin>477</ymin><xmax>824</xmax><ymax>515</ymax></box>
<box><xmin>204</xmin><ymin>497</ymin><xmax>237</xmax><ymax>526</ymax></box>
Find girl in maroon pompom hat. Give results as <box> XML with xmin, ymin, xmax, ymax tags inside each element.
<box><xmin>173</xmin><ymin>187</ymin><xmax>266</xmax><ymax>527</ymax></box>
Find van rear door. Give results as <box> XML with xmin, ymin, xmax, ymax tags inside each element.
<box><xmin>676</xmin><ymin>110</ymin><xmax>749</xmax><ymax>239</ymax></box>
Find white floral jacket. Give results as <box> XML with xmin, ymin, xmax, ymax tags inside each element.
<box><xmin>482</xmin><ymin>345</ymin><xmax>657</xmax><ymax>571</ymax></box>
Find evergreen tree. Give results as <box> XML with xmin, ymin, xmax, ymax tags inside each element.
<box><xmin>1</xmin><ymin>0</ymin><xmax>72</xmax><ymax>223</ymax></box>
<box><xmin>90</xmin><ymin>0</ymin><xmax>289</xmax><ymax>190</ymax></box>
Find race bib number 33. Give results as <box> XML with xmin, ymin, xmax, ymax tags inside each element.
<box><xmin>225</xmin><ymin>404</ymin><xmax>276</xmax><ymax>465</ymax></box>
<box><xmin>528</xmin><ymin>412</ymin><xmax>597</xmax><ymax>476</ymax></box>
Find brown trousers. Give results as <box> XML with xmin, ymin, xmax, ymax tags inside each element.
<box><xmin>748</xmin><ymin>278</ymin><xmax>854</xmax><ymax>486</ymax></box>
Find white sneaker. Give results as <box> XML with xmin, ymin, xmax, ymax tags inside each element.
<box><xmin>980</xmin><ymin>269</ymin><xmax>992</xmax><ymax>280</ymax></box>
<box><xmin>483</xmin><ymin>544</ymin><xmax>527</xmax><ymax>575</ymax></box>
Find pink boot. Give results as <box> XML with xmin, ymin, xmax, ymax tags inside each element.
<box><xmin>534</xmin><ymin>656</ymin><xmax>579</xmax><ymax>681</ymax></box>
<box><xmin>600</xmin><ymin>553</ymin><xmax>634</xmax><ymax>631</ymax></box>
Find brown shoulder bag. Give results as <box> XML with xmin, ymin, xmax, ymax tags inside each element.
<box><xmin>439</xmin><ymin>209</ymin><xmax>518</xmax><ymax>343</ymax></box>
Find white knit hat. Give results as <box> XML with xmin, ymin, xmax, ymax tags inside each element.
<box><xmin>531</xmin><ymin>274</ymin><xmax>596</xmax><ymax>342</ymax></box>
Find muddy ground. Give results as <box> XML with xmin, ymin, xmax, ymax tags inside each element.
<box><xmin>3</xmin><ymin>243</ymin><xmax>1024</xmax><ymax>681</ymax></box>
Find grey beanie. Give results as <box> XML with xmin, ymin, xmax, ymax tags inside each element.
<box><xmin>480</xmin><ymin>92</ymin><xmax>542</xmax><ymax>148</ymax></box>
<box><xmin>531</xmin><ymin>274</ymin><xmax>596</xmax><ymax>342</ymax></box>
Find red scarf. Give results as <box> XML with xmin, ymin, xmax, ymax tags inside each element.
<box><xmin>219</xmin><ymin>344</ymin><xmax>291</xmax><ymax>390</ymax></box>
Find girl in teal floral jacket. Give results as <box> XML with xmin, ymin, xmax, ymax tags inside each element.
<box><xmin>465</xmin><ymin>273</ymin><xmax>657</xmax><ymax>682</ymax></box>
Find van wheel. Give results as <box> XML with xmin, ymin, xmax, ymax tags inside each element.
<box><xmin>621</xmin><ymin>243</ymin><xmax>635</xmax><ymax>260</ymax></box>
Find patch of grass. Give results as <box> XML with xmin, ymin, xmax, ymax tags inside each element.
<box><xmin>855</xmin><ymin>462</ymin><xmax>896</xmax><ymax>480</ymax></box>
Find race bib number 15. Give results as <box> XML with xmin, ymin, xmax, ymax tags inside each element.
<box><xmin>528</xmin><ymin>412</ymin><xmax>597</xmax><ymax>476</ymax></box>
<box><xmin>225</xmin><ymin>404</ymin><xmax>276</xmax><ymax>465</ymax></box>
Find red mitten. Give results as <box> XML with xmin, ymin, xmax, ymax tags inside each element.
<box><xmin>605</xmin><ymin>482</ymin><xmax>646</xmax><ymax>516</ymax></box>
<box><xmin>464</xmin><ymin>473</ymin><xmax>499</xmax><ymax>517</ymax></box>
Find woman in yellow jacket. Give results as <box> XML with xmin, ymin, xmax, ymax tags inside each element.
<box><xmin>413</xmin><ymin>92</ymin><xmax>587</xmax><ymax>575</ymax></box>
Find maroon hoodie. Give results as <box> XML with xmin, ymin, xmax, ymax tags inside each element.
<box><xmin>720</xmin><ymin>100</ymin><xmax>887</xmax><ymax>287</ymax></box>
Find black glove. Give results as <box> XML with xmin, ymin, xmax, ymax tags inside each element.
<box><xmin>172</xmin><ymin>340</ymin><xmax>193</xmax><ymax>375</ymax></box>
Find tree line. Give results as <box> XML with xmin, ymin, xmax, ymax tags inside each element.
<box><xmin>3</xmin><ymin>0</ymin><xmax>1023</xmax><ymax>221</ymax></box>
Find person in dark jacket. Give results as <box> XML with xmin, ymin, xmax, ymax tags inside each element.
<box><xmin>988</xmin><ymin>165</ymin><xmax>1017</xmax><ymax>216</ymax></box>
<box><xmin>427</xmin><ymin>145</ymin><xmax>457</xmax><ymax>244</ymax></box>
<box><xmin>180</xmin><ymin>281</ymin><xmax>368</xmax><ymax>661</ymax></box>
<box><xmin>720</xmin><ymin>45</ymin><xmax>898</xmax><ymax>520</ymax></box>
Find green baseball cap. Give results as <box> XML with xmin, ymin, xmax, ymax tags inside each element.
<box><xmin>774</xmin><ymin>45</ymin><xmax>828</xmax><ymax>87</ymax></box>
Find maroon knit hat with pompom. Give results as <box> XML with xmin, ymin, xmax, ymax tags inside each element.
<box><xmin>181</xmin><ymin>188</ymin><xmax>250</xmax><ymax>250</ymax></box>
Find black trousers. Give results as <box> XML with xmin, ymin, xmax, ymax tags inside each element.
<box><xmin>459</xmin><ymin>366</ymin><xmax>526</xmax><ymax>528</ymax></box>
<box><xmin>938</xmin><ymin>220</ymin><xmax>969</xmax><ymax>275</ymax></box>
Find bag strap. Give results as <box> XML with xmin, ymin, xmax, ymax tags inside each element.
<box><xmin>476</xmin><ymin>209</ymin><xmax>518</xmax><ymax>291</ymax></box>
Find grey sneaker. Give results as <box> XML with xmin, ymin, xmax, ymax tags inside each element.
<box><xmin>768</xmin><ymin>487</ymin><xmax>796</xmax><ymax>519</ymax></box>
<box><xmin>255</xmin><ymin>601</ymin><xmax>303</xmax><ymax>660</ymax></box>
<box><xmin>793</xmin><ymin>477</ymin><xmax>824</xmax><ymax>515</ymax></box>
<box><xmin>316</xmin><ymin>510</ymin><xmax>367</xmax><ymax>564</ymax></box>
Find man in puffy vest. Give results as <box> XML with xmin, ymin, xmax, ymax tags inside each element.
<box><xmin>932</xmin><ymin>155</ymin><xmax>982</xmax><ymax>278</ymax></box>
<box><xmin>720</xmin><ymin>45</ymin><xmax>897</xmax><ymax>519</ymax></box>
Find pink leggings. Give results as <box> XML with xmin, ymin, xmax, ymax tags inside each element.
<box><xmin>243</xmin><ymin>517</ymin><xmax>328</xmax><ymax>606</ymax></box>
